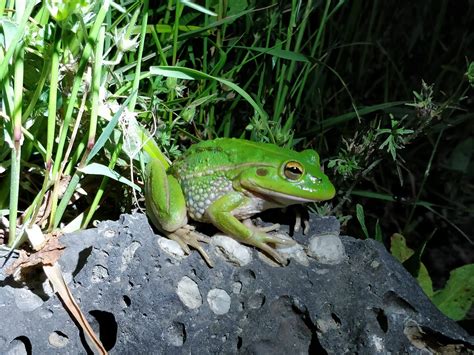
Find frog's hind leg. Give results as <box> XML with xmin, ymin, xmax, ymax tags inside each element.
<box><xmin>291</xmin><ymin>206</ymin><xmax>310</xmax><ymax>234</ymax></box>
<box><xmin>145</xmin><ymin>160</ymin><xmax>188</xmax><ymax>231</ymax></box>
<box><xmin>168</xmin><ymin>226</ymin><xmax>214</xmax><ymax>267</ymax></box>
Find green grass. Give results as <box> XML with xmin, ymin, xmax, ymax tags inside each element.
<box><xmin>0</xmin><ymin>0</ymin><xmax>472</xmax><ymax>320</ymax></box>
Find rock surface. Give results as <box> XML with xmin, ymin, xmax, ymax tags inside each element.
<box><xmin>0</xmin><ymin>213</ymin><xmax>472</xmax><ymax>354</ymax></box>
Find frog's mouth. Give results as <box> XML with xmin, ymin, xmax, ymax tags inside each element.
<box><xmin>244</xmin><ymin>184</ymin><xmax>321</xmax><ymax>206</ymax></box>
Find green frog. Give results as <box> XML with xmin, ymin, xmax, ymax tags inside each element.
<box><xmin>145</xmin><ymin>138</ymin><xmax>335</xmax><ymax>266</ymax></box>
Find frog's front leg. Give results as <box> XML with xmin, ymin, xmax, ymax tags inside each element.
<box><xmin>206</xmin><ymin>192</ymin><xmax>294</xmax><ymax>265</ymax></box>
<box><xmin>145</xmin><ymin>160</ymin><xmax>213</xmax><ymax>266</ymax></box>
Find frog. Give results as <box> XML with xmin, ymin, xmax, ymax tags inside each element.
<box><xmin>145</xmin><ymin>138</ymin><xmax>336</xmax><ymax>266</ymax></box>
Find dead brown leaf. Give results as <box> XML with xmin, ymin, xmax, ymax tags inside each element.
<box><xmin>4</xmin><ymin>234</ymin><xmax>65</xmax><ymax>276</ymax></box>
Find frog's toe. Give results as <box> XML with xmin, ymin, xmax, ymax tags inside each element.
<box><xmin>168</xmin><ymin>232</ymin><xmax>192</xmax><ymax>254</ymax></box>
<box><xmin>263</xmin><ymin>233</ymin><xmax>296</xmax><ymax>247</ymax></box>
<box><xmin>243</xmin><ymin>219</ymin><xmax>281</xmax><ymax>233</ymax></box>
<box><xmin>168</xmin><ymin>227</ymin><xmax>214</xmax><ymax>267</ymax></box>
<box><xmin>257</xmin><ymin>243</ymin><xmax>288</xmax><ymax>265</ymax></box>
<box><xmin>257</xmin><ymin>223</ymin><xmax>281</xmax><ymax>233</ymax></box>
<box><xmin>249</xmin><ymin>232</ymin><xmax>294</xmax><ymax>265</ymax></box>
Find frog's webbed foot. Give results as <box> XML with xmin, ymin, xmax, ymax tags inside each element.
<box><xmin>168</xmin><ymin>225</ymin><xmax>214</xmax><ymax>267</ymax></box>
<box><xmin>243</xmin><ymin>219</ymin><xmax>295</xmax><ymax>265</ymax></box>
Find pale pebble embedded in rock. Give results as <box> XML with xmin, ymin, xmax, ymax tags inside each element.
<box><xmin>91</xmin><ymin>265</ymin><xmax>109</xmax><ymax>283</ymax></box>
<box><xmin>370</xmin><ymin>335</ymin><xmax>385</xmax><ymax>352</ymax></box>
<box><xmin>316</xmin><ymin>317</ymin><xmax>340</xmax><ymax>333</ymax></box>
<box><xmin>39</xmin><ymin>309</ymin><xmax>54</xmax><ymax>319</ymax></box>
<box><xmin>157</xmin><ymin>237</ymin><xmax>186</xmax><ymax>260</ymax></box>
<box><xmin>277</xmin><ymin>243</ymin><xmax>309</xmax><ymax>266</ymax></box>
<box><xmin>48</xmin><ymin>331</ymin><xmax>69</xmax><ymax>348</ymax></box>
<box><xmin>5</xmin><ymin>338</ymin><xmax>28</xmax><ymax>355</ymax></box>
<box><xmin>121</xmin><ymin>241</ymin><xmax>141</xmax><ymax>271</ymax></box>
<box><xmin>102</xmin><ymin>229</ymin><xmax>116</xmax><ymax>238</ymax></box>
<box><xmin>370</xmin><ymin>260</ymin><xmax>380</xmax><ymax>268</ymax></box>
<box><xmin>176</xmin><ymin>276</ymin><xmax>202</xmax><ymax>309</ymax></box>
<box><xmin>232</xmin><ymin>281</ymin><xmax>242</xmax><ymax>294</ymax></box>
<box><xmin>95</xmin><ymin>250</ymin><xmax>110</xmax><ymax>266</ymax></box>
<box><xmin>247</xmin><ymin>292</ymin><xmax>265</xmax><ymax>310</ymax></box>
<box><xmin>11</xmin><ymin>287</ymin><xmax>44</xmax><ymax>312</ymax></box>
<box><xmin>211</xmin><ymin>235</ymin><xmax>252</xmax><ymax>266</ymax></box>
<box><xmin>164</xmin><ymin>322</ymin><xmax>185</xmax><ymax>347</ymax></box>
<box><xmin>41</xmin><ymin>279</ymin><xmax>54</xmax><ymax>297</ymax></box>
<box><xmin>308</xmin><ymin>235</ymin><xmax>346</xmax><ymax>264</ymax></box>
<box><xmin>207</xmin><ymin>289</ymin><xmax>231</xmax><ymax>315</ymax></box>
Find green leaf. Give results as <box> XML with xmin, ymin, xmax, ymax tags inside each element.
<box><xmin>150</xmin><ymin>66</ymin><xmax>268</xmax><ymax>121</ymax></box>
<box><xmin>390</xmin><ymin>233</ymin><xmax>433</xmax><ymax>298</ymax></box>
<box><xmin>447</xmin><ymin>138</ymin><xmax>473</xmax><ymax>173</ymax></box>
<box><xmin>79</xmin><ymin>163</ymin><xmax>141</xmax><ymax>192</ymax></box>
<box><xmin>145</xmin><ymin>24</ymin><xmax>203</xmax><ymax>34</ymax></box>
<box><xmin>227</xmin><ymin>0</ymin><xmax>248</xmax><ymax>15</ymax></box>
<box><xmin>355</xmin><ymin>204</ymin><xmax>369</xmax><ymax>239</ymax></box>
<box><xmin>402</xmin><ymin>233</ymin><xmax>430</xmax><ymax>278</ymax></box>
<box><xmin>188</xmin><ymin>93</ymin><xmax>218</xmax><ymax>108</ymax></box>
<box><xmin>351</xmin><ymin>190</ymin><xmax>435</xmax><ymax>209</ymax></box>
<box><xmin>177</xmin><ymin>7</ymin><xmax>256</xmax><ymax>40</ymax></box>
<box><xmin>46</xmin><ymin>0</ymin><xmax>87</xmax><ymax>21</ymax></box>
<box><xmin>352</xmin><ymin>190</ymin><xmax>395</xmax><ymax>201</ymax></box>
<box><xmin>87</xmin><ymin>93</ymin><xmax>133</xmax><ymax>163</ymax></box>
<box><xmin>466</xmin><ymin>61</ymin><xmax>474</xmax><ymax>87</ymax></box>
<box><xmin>180</xmin><ymin>0</ymin><xmax>217</xmax><ymax>16</ymax></box>
<box><xmin>319</xmin><ymin>101</ymin><xmax>406</xmax><ymax>131</ymax></box>
<box><xmin>432</xmin><ymin>264</ymin><xmax>474</xmax><ymax>321</ymax></box>
<box><xmin>418</xmin><ymin>263</ymin><xmax>434</xmax><ymax>298</ymax></box>
<box><xmin>235</xmin><ymin>46</ymin><xmax>310</xmax><ymax>62</ymax></box>
<box><xmin>390</xmin><ymin>233</ymin><xmax>413</xmax><ymax>262</ymax></box>
<box><xmin>0</xmin><ymin>19</ymin><xmax>18</xmax><ymax>49</ymax></box>
<box><xmin>375</xmin><ymin>219</ymin><xmax>383</xmax><ymax>242</ymax></box>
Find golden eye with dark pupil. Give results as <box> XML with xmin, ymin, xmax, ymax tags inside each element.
<box><xmin>284</xmin><ymin>161</ymin><xmax>303</xmax><ymax>180</ymax></box>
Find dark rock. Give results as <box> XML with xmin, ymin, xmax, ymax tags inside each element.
<box><xmin>0</xmin><ymin>213</ymin><xmax>472</xmax><ymax>354</ymax></box>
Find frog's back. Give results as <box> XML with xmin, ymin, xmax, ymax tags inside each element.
<box><xmin>181</xmin><ymin>138</ymin><xmax>299</xmax><ymax>167</ymax></box>
<box><xmin>170</xmin><ymin>138</ymin><xmax>234</xmax><ymax>177</ymax></box>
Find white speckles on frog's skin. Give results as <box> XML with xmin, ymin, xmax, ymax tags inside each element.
<box><xmin>181</xmin><ymin>174</ymin><xmax>233</xmax><ymax>221</ymax></box>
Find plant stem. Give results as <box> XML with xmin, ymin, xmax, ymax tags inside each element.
<box><xmin>46</xmin><ymin>27</ymin><xmax>61</xmax><ymax>170</ymax></box>
<box><xmin>404</xmin><ymin>129</ymin><xmax>444</xmax><ymax>234</ymax></box>
<box><xmin>129</xmin><ymin>0</ymin><xmax>149</xmax><ymax>110</ymax></box>
<box><xmin>8</xmin><ymin>0</ymin><xmax>25</xmax><ymax>246</ymax></box>
<box><xmin>82</xmin><ymin>140</ymin><xmax>122</xmax><ymax>229</ymax></box>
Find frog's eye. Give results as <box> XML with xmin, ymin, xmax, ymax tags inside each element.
<box><xmin>283</xmin><ymin>161</ymin><xmax>304</xmax><ymax>180</ymax></box>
